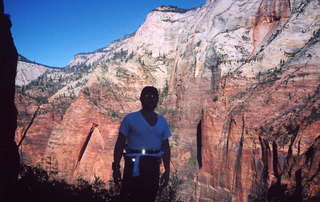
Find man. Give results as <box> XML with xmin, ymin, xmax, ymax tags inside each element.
<box><xmin>113</xmin><ymin>86</ymin><xmax>171</xmax><ymax>202</ymax></box>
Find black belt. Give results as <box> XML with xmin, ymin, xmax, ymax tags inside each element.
<box><xmin>125</xmin><ymin>149</ymin><xmax>161</xmax><ymax>154</ymax></box>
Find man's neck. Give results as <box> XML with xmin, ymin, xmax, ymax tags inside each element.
<box><xmin>141</xmin><ymin>108</ymin><xmax>155</xmax><ymax>115</ymax></box>
<box><xmin>141</xmin><ymin>108</ymin><xmax>157</xmax><ymax>126</ymax></box>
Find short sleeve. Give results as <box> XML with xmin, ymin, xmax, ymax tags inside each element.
<box><xmin>162</xmin><ymin>118</ymin><xmax>172</xmax><ymax>140</ymax></box>
<box><xmin>119</xmin><ymin>115</ymin><xmax>129</xmax><ymax>136</ymax></box>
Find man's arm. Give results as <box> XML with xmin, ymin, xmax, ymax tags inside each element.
<box><xmin>112</xmin><ymin>133</ymin><xmax>126</xmax><ymax>183</ymax></box>
<box><xmin>161</xmin><ymin>139</ymin><xmax>171</xmax><ymax>187</ymax></box>
<box><xmin>162</xmin><ymin>139</ymin><xmax>170</xmax><ymax>172</ymax></box>
<box><xmin>113</xmin><ymin>133</ymin><xmax>126</xmax><ymax>165</ymax></box>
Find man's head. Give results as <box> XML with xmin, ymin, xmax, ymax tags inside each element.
<box><xmin>140</xmin><ymin>86</ymin><xmax>159</xmax><ymax>111</ymax></box>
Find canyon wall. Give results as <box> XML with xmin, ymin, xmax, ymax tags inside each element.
<box><xmin>197</xmin><ymin>0</ymin><xmax>320</xmax><ymax>201</ymax></box>
<box><xmin>15</xmin><ymin>0</ymin><xmax>320</xmax><ymax>201</ymax></box>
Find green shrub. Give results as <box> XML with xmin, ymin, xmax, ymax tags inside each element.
<box><xmin>156</xmin><ymin>171</ymin><xmax>184</xmax><ymax>202</ymax></box>
<box><xmin>16</xmin><ymin>164</ymin><xmax>118</xmax><ymax>202</ymax></box>
<box><xmin>14</xmin><ymin>164</ymin><xmax>183</xmax><ymax>202</ymax></box>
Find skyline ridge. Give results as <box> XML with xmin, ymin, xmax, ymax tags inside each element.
<box><xmin>5</xmin><ymin>0</ymin><xmax>204</xmax><ymax>67</ymax></box>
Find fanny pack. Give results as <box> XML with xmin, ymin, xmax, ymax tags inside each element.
<box><xmin>124</xmin><ymin>149</ymin><xmax>163</xmax><ymax>177</ymax></box>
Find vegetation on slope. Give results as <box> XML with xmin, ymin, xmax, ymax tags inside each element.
<box><xmin>14</xmin><ymin>164</ymin><xmax>183</xmax><ymax>202</ymax></box>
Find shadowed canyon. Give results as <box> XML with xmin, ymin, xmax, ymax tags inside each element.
<box><xmin>15</xmin><ymin>0</ymin><xmax>320</xmax><ymax>201</ymax></box>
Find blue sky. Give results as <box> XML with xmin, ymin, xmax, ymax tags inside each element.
<box><xmin>4</xmin><ymin>0</ymin><xmax>204</xmax><ymax>67</ymax></box>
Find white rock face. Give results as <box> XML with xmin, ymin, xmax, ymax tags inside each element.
<box><xmin>62</xmin><ymin>0</ymin><xmax>315</xmax><ymax>84</ymax></box>
<box><xmin>16</xmin><ymin>60</ymin><xmax>50</xmax><ymax>86</ymax></box>
<box><xmin>67</xmin><ymin>52</ymin><xmax>106</xmax><ymax>67</ymax></box>
<box><xmin>22</xmin><ymin>0</ymin><xmax>319</xmax><ymax>90</ymax></box>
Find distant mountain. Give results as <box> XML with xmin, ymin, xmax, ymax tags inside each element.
<box><xmin>16</xmin><ymin>55</ymin><xmax>53</xmax><ymax>86</ymax></box>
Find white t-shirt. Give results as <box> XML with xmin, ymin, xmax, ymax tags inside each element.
<box><xmin>119</xmin><ymin>111</ymin><xmax>171</xmax><ymax>150</ymax></box>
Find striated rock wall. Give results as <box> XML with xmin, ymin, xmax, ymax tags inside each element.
<box><xmin>200</xmin><ymin>64</ymin><xmax>320</xmax><ymax>201</ymax></box>
<box><xmin>198</xmin><ymin>0</ymin><xmax>320</xmax><ymax>200</ymax></box>
<box><xmin>43</xmin><ymin>93</ymin><xmax>120</xmax><ymax>182</ymax></box>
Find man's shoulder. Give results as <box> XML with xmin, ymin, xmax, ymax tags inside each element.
<box><xmin>156</xmin><ymin>114</ymin><xmax>168</xmax><ymax>123</ymax></box>
<box><xmin>123</xmin><ymin>111</ymin><xmax>140</xmax><ymax>120</ymax></box>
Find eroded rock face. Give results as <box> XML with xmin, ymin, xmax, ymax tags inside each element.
<box><xmin>251</xmin><ymin>0</ymin><xmax>291</xmax><ymax>56</ymax></box>
<box><xmin>197</xmin><ymin>0</ymin><xmax>320</xmax><ymax>200</ymax></box>
<box><xmin>15</xmin><ymin>0</ymin><xmax>320</xmax><ymax>201</ymax></box>
<box><xmin>200</xmin><ymin>64</ymin><xmax>320</xmax><ymax>201</ymax></box>
<box><xmin>43</xmin><ymin>93</ymin><xmax>120</xmax><ymax>182</ymax></box>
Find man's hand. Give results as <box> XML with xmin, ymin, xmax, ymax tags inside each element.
<box><xmin>113</xmin><ymin>167</ymin><xmax>121</xmax><ymax>185</ymax></box>
<box><xmin>113</xmin><ymin>134</ymin><xmax>125</xmax><ymax>186</ymax></box>
<box><xmin>160</xmin><ymin>170</ymin><xmax>170</xmax><ymax>188</ymax></box>
<box><xmin>161</xmin><ymin>139</ymin><xmax>170</xmax><ymax>188</ymax></box>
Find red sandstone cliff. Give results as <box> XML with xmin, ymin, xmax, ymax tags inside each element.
<box><xmin>196</xmin><ymin>0</ymin><xmax>320</xmax><ymax>200</ymax></box>
<box><xmin>199</xmin><ymin>64</ymin><xmax>320</xmax><ymax>201</ymax></box>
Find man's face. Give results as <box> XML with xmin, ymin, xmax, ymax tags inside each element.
<box><xmin>140</xmin><ymin>91</ymin><xmax>159</xmax><ymax>110</ymax></box>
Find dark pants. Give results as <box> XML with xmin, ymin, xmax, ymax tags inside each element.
<box><xmin>120</xmin><ymin>156</ymin><xmax>160</xmax><ymax>202</ymax></box>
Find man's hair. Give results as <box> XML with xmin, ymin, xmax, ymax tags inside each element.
<box><xmin>140</xmin><ymin>86</ymin><xmax>159</xmax><ymax>97</ymax></box>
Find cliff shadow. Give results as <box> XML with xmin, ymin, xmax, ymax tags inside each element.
<box><xmin>197</xmin><ymin>120</ymin><xmax>202</xmax><ymax>168</ymax></box>
<box><xmin>0</xmin><ymin>2</ymin><xmax>20</xmax><ymax>201</ymax></box>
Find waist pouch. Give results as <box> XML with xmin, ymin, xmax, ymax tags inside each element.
<box><xmin>124</xmin><ymin>155</ymin><xmax>161</xmax><ymax>177</ymax></box>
